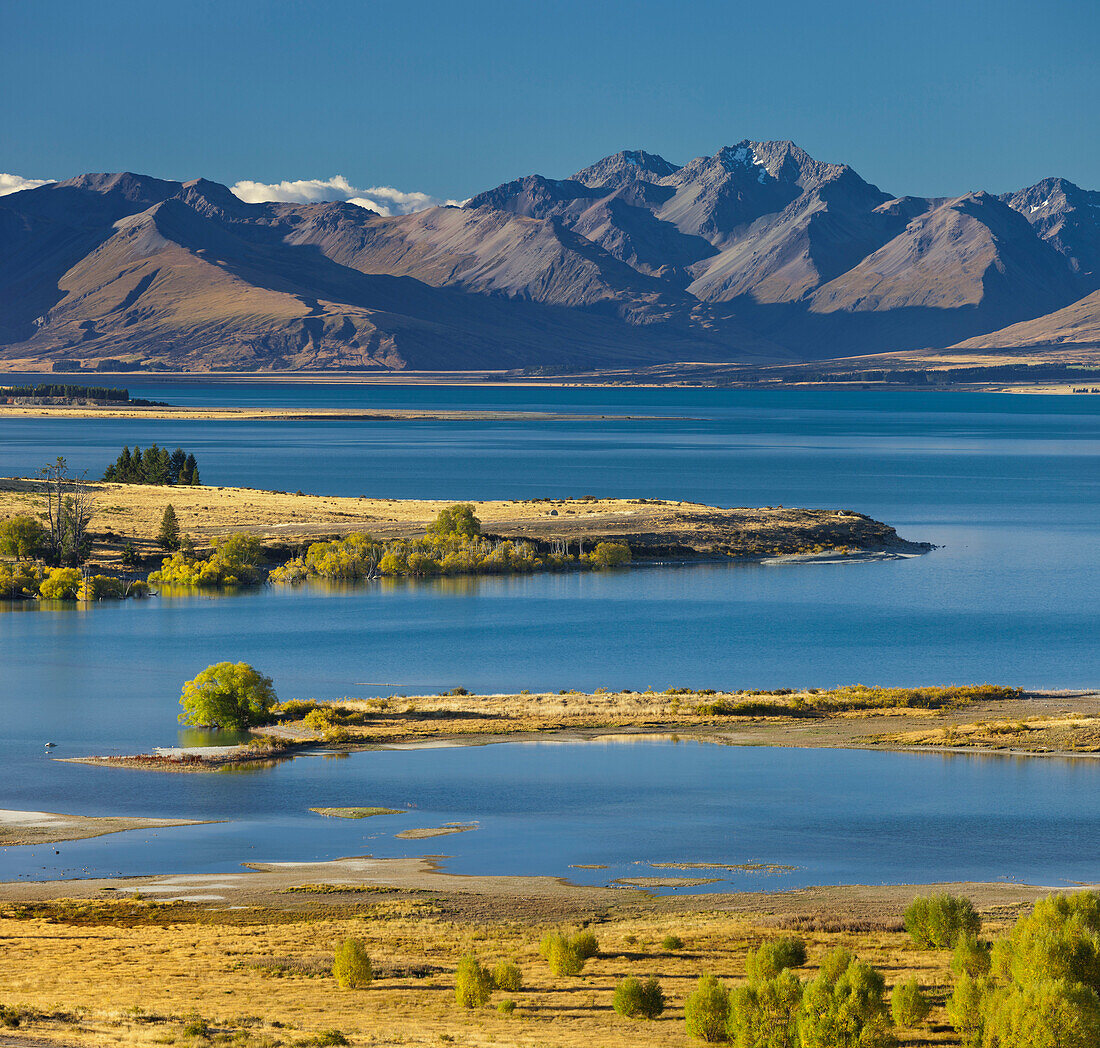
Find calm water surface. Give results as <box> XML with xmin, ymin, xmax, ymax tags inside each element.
<box><xmin>1</xmin><ymin>381</ymin><xmax>1098</xmax><ymax>884</ymax></box>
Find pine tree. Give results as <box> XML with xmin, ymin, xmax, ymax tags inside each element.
<box><xmin>131</xmin><ymin>446</ymin><xmax>144</xmax><ymax>483</ymax></box>
<box><xmin>157</xmin><ymin>504</ymin><xmax>181</xmax><ymax>551</ymax></box>
<box><xmin>121</xmin><ymin>541</ymin><xmax>138</xmax><ymax>567</ymax></box>
<box><xmin>184</xmin><ymin>453</ymin><xmax>200</xmax><ymax>486</ymax></box>
<box><xmin>169</xmin><ymin>448</ymin><xmax>187</xmax><ymax>485</ymax></box>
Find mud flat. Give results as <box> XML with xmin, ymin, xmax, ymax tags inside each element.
<box><xmin>0</xmin><ymin>809</ymin><xmax>211</xmax><ymax>847</ymax></box>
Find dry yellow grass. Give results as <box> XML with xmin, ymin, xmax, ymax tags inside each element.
<box><xmin>257</xmin><ymin>685</ymin><xmax>1032</xmax><ymax>749</ymax></box>
<box><xmin>0</xmin><ymin>898</ymin><xmax>970</xmax><ymax>1047</ymax></box>
<box><xmin>869</xmin><ymin>712</ymin><xmax>1100</xmax><ymax>753</ymax></box>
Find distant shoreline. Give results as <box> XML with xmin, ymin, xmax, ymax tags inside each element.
<box><xmin>1</xmin><ymin>367</ymin><xmax>1098</xmax><ymax>395</ymax></box>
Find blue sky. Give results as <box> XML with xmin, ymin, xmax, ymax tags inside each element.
<box><xmin>2</xmin><ymin>0</ymin><xmax>1096</xmax><ymax>204</ymax></box>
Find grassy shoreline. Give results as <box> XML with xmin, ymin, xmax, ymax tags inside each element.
<box><xmin>58</xmin><ymin>686</ymin><xmax>1100</xmax><ymax>772</ymax></box>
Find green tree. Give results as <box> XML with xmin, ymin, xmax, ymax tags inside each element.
<box><xmin>613</xmin><ymin>976</ymin><xmax>665</xmax><ymax>1019</ymax></box>
<box><xmin>332</xmin><ymin>937</ymin><xmax>373</xmax><ymax>988</ymax></box>
<box><xmin>726</xmin><ymin>968</ymin><xmax>803</xmax><ymax>1048</ymax></box>
<box><xmin>891</xmin><ymin>977</ymin><xmax>930</xmax><ymax>1027</ymax></box>
<box><xmin>37</xmin><ymin>566</ymin><xmax>83</xmax><ymax>600</ymax></box>
<box><xmin>427</xmin><ymin>503</ymin><xmax>481</xmax><ymax>539</ymax></box>
<box><xmin>184</xmin><ymin>453</ymin><xmax>200</xmax><ymax>485</ymax></box>
<box><xmin>545</xmin><ymin>936</ymin><xmax>585</xmax><ymax>977</ymax></box>
<box><xmin>684</xmin><ymin>974</ymin><xmax>730</xmax><ymax>1042</ymax></box>
<box><xmin>572</xmin><ymin>929</ymin><xmax>599</xmax><ymax>959</ymax></box>
<box><xmin>158</xmin><ymin>505</ymin><xmax>181</xmax><ymax>551</ymax></box>
<box><xmin>798</xmin><ymin>949</ymin><xmax>893</xmax><ymax>1048</ymax></box>
<box><xmin>982</xmin><ymin>979</ymin><xmax>1100</xmax><ymax>1048</ymax></box>
<box><xmin>904</xmin><ymin>893</ymin><xmax>981</xmax><ymax>948</ymax></box>
<box><xmin>952</xmin><ymin>935</ymin><xmax>992</xmax><ymax>977</ymax></box>
<box><xmin>169</xmin><ymin>448</ymin><xmax>187</xmax><ymax>485</ymax></box>
<box><xmin>745</xmin><ymin>936</ymin><xmax>807</xmax><ymax>981</ymax></box>
<box><xmin>178</xmin><ymin>662</ymin><xmax>277</xmax><ymax>729</ymax></box>
<box><xmin>454</xmin><ymin>954</ymin><xmax>493</xmax><ymax>1008</ymax></box>
<box><xmin>492</xmin><ymin>962</ymin><xmax>522</xmax><ymax>992</ymax></box>
<box><xmin>142</xmin><ymin>446</ymin><xmax>162</xmax><ymax>484</ymax></box>
<box><xmin>588</xmin><ymin>541</ymin><xmax>632</xmax><ymax>568</ymax></box>
<box><xmin>121</xmin><ymin>541</ymin><xmax>138</xmax><ymax>568</ymax></box>
<box><xmin>0</xmin><ymin>515</ymin><xmax>47</xmax><ymax>560</ymax></box>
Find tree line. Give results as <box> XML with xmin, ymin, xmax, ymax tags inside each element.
<box><xmin>104</xmin><ymin>445</ymin><xmax>200</xmax><ymax>485</ymax></box>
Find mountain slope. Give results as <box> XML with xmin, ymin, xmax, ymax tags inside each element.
<box><xmin>0</xmin><ymin>144</ymin><xmax>1097</xmax><ymax>372</ymax></box>
<box><xmin>0</xmin><ymin>174</ymin><xmax>782</xmax><ymax>370</ymax></box>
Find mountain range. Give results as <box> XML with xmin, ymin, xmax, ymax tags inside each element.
<box><xmin>1</xmin><ymin>142</ymin><xmax>1098</xmax><ymax>372</ymax></box>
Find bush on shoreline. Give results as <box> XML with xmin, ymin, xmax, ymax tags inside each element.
<box><xmin>150</xmin><ymin>534</ymin><xmax>265</xmax><ymax>588</ymax></box>
<box><xmin>269</xmin><ymin>513</ymin><xmax>631</xmax><ymax>585</ymax></box>
<box><xmin>178</xmin><ymin>662</ymin><xmax>278</xmax><ymax>730</ymax></box>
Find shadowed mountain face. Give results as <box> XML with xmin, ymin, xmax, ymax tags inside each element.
<box><xmin>1</xmin><ymin>144</ymin><xmax>1098</xmax><ymax>371</ymax></box>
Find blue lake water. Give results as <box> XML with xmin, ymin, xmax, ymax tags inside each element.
<box><xmin>1</xmin><ymin>380</ymin><xmax>1099</xmax><ymax>886</ymax></box>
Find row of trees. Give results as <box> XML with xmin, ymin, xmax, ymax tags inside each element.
<box><xmin>104</xmin><ymin>445</ymin><xmax>200</xmax><ymax>485</ymax></box>
<box><xmin>269</xmin><ymin>505</ymin><xmax>631</xmax><ymax>583</ymax></box>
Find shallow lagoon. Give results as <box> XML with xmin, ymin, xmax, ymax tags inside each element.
<box><xmin>4</xmin><ymin>738</ymin><xmax>1100</xmax><ymax>891</ymax></box>
<box><xmin>1</xmin><ymin>384</ymin><xmax>1099</xmax><ymax>884</ymax></box>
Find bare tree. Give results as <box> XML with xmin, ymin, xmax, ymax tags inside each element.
<box><xmin>37</xmin><ymin>456</ymin><xmax>94</xmax><ymax>565</ymax></box>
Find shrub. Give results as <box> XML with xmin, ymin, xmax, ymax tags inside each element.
<box><xmin>0</xmin><ymin>561</ymin><xmax>44</xmax><ymax>598</ymax></box>
<box><xmin>952</xmin><ymin>934</ymin><xmax>992</xmax><ymax>977</ymax></box>
<box><xmin>545</xmin><ymin>936</ymin><xmax>585</xmax><ymax>977</ymax></box>
<box><xmin>745</xmin><ymin>936</ymin><xmax>807</xmax><ymax>980</ymax></box>
<box><xmin>995</xmin><ymin>891</ymin><xmax>1100</xmax><ymax>992</ymax></box>
<box><xmin>662</xmin><ymin>934</ymin><xmax>684</xmax><ymax>951</ymax></box>
<box><xmin>947</xmin><ymin>974</ymin><xmax>987</xmax><ymax>1047</ymax></box>
<box><xmin>332</xmin><ymin>937</ymin><xmax>372</xmax><ymax>988</ymax></box>
<box><xmin>181</xmin><ymin>1014</ymin><xmax>210</xmax><ymax>1038</ymax></box>
<box><xmin>38</xmin><ymin>566</ymin><xmax>83</xmax><ymax>600</ymax></box>
<box><xmin>178</xmin><ymin>662</ymin><xmax>277</xmax><ymax>729</ymax></box>
<box><xmin>982</xmin><ymin>979</ymin><xmax>1100</xmax><ymax>1048</ymax></box>
<box><xmin>891</xmin><ymin>977</ymin><xmax>930</xmax><ymax>1027</ymax></box>
<box><xmin>455</xmin><ymin>953</ymin><xmax>493</xmax><ymax>1008</ymax></box>
<box><xmin>904</xmin><ymin>893</ymin><xmax>981</xmax><ymax>947</ymax></box>
<box><xmin>492</xmin><ymin>961</ymin><xmax>522</xmax><ymax>992</ymax></box>
<box><xmin>150</xmin><ymin>534</ymin><xmax>265</xmax><ymax>588</ymax></box>
<box><xmin>587</xmin><ymin>541</ymin><xmax>631</xmax><ymax>568</ymax></box>
<box><xmin>613</xmin><ymin>976</ymin><xmax>665</xmax><ymax>1019</ymax></box>
<box><xmin>684</xmin><ymin>973</ymin><xmax>730</xmax><ymax>1042</ymax></box>
<box><xmin>0</xmin><ymin>1005</ymin><xmax>22</xmax><ymax>1028</ymax></box>
<box><xmin>572</xmin><ymin>929</ymin><xmax>599</xmax><ymax>959</ymax></box>
<box><xmin>726</xmin><ymin>969</ymin><xmax>802</xmax><ymax>1048</ymax></box>
<box><xmin>497</xmin><ymin>999</ymin><xmax>515</xmax><ymax>1015</ymax></box>
<box><xmin>307</xmin><ymin>1031</ymin><xmax>350</xmax><ymax>1046</ymax></box>
<box><xmin>0</xmin><ymin>514</ymin><xmax>47</xmax><ymax>560</ymax></box>
<box><xmin>798</xmin><ymin>949</ymin><xmax>893</xmax><ymax>1048</ymax></box>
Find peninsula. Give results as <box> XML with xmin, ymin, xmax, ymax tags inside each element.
<box><xmin>0</xmin><ymin>478</ymin><xmax>929</xmax><ymax>572</ymax></box>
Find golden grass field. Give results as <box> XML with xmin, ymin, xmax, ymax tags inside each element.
<box><xmin>0</xmin><ymin>884</ymin><xmax>1026</xmax><ymax>1048</ymax></box>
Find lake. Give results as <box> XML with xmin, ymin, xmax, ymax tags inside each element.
<box><xmin>1</xmin><ymin>380</ymin><xmax>1099</xmax><ymax>886</ymax></box>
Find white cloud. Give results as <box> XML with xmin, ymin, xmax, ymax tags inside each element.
<box><xmin>0</xmin><ymin>173</ymin><xmax>55</xmax><ymax>196</ymax></box>
<box><xmin>229</xmin><ymin>175</ymin><xmax>460</xmax><ymax>216</ymax></box>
